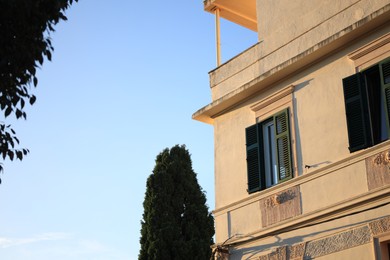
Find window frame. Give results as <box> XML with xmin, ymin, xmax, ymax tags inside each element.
<box><xmin>245</xmin><ymin>85</ymin><xmax>297</xmax><ymax>193</ymax></box>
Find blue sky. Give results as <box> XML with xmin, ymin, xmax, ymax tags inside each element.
<box><xmin>0</xmin><ymin>1</ymin><xmax>257</xmax><ymax>259</ymax></box>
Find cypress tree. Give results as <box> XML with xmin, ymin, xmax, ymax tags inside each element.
<box><xmin>139</xmin><ymin>145</ymin><xmax>214</xmax><ymax>260</ymax></box>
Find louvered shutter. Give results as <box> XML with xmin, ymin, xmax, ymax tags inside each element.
<box><xmin>380</xmin><ymin>59</ymin><xmax>390</xmax><ymax>137</ymax></box>
<box><xmin>245</xmin><ymin>124</ymin><xmax>262</xmax><ymax>193</ymax></box>
<box><xmin>342</xmin><ymin>73</ymin><xmax>371</xmax><ymax>152</ymax></box>
<box><xmin>274</xmin><ymin>109</ymin><xmax>292</xmax><ymax>182</ymax></box>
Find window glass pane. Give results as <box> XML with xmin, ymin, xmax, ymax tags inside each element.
<box><xmin>263</xmin><ymin>121</ymin><xmax>277</xmax><ymax>188</ymax></box>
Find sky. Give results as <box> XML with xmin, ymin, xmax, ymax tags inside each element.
<box><xmin>0</xmin><ymin>1</ymin><xmax>257</xmax><ymax>259</ymax></box>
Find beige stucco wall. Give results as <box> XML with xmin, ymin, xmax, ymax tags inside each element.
<box><xmin>214</xmin><ymin>108</ymin><xmax>253</xmax><ymax>209</ymax></box>
<box><xmin>256</xmin><ymin>0</ymin><xmax>389</xmax><ymax>68</ymax></box>
<box><xmin>300</xmin><ymin>160</ymin><xmax>368</xmax><ymax>213</ymax></box>
<box><xmin>257</xmin><ymin>0</ymin><xmax>360</xmax><ymax>51</ymax></box>
<box><xmin>292</xmin><ymin>53</ymin><xmax>353</xmax><ymax>175</ymax></box>
<box><xmin>212</xmin><ymin>25</ymin><xmax>390</xmax><ymax>245</ymax></box>
<box><xmin>214</xmin><ymin>45</ymin><xmax>355</xmax><ymax>209</ymax></box>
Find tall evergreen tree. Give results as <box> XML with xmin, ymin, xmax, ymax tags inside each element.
<box><xmin>139</xmin><ymin>145</ymin><xmax>214</xmax><ymax>260</ymax></box>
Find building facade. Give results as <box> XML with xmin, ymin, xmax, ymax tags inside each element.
<box><xmin>193</xmin><ymin>0</ymin><xmax>390</xmax><ymax>259</ymax></box>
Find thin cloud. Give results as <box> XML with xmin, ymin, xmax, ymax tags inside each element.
<box><xmin>0</xmin><ymin>232</ymin><xmax>71</xmax><ymax>248</ymax></box>
<box><xmin>0</xmin><ymin>234</ymin><xmax>132</xmax><ymax>260</ymax></box>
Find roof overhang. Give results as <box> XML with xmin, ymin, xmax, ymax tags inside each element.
<box><xmin>204</xmin><ymin>0</ymin><xmax>257</xmax><ymax>32</ymax></box>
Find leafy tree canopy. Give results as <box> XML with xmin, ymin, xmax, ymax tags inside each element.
<box><xmin>0</xmin><ymin>0</ymin><xmax>78</xmax><ymax>177</ymax></box>
<box><xmin>139</xmin><ymin>145</ymin><xmax>214</xmax><ymax>260</ymax></box>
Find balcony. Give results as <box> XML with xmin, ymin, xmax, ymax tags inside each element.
<box><xmin>193</xmin><ymin>3</ymin><xmax>390</xmax><ymax>124</ymax></box>
<box><xmin>203</xmin><ymin>0</ymin><xmax>257</xmax><ymax>32</ymax></box>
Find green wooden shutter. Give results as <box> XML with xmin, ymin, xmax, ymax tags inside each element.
<box><xmin>245</xmin><ymin>124</ymin><xmax>262</xmax><ymax>193</ymax></box>
<box><xmin>379</xmin><ymin>59</ymin><xmax>390</xmax><ymax>137</ymax></box>
<box><xmin>342</xmin><ymin>73</ymin><xmax>371</xmax><ymax>152</ymax></box>
<box><xmin>274</xmin><ymin>109</ymin><xmax>292</xmax><ymax>182</ymax></box>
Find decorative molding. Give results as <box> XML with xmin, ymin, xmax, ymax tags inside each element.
<box><xmin>257</xmin><ymin>246</ymin><xmax>287</xmax><ymax>260</ymax></box>
<box><xmin>223</xmin><ymin>186</ymin><xmax>390</xmax><ymax>251</ymax></box>
<box><xmin>366</xmin><ymin>150</ymin><xmax>390</xmax><ymax>190</ymax></box>
<box><xmin>304</xmin><ymin>225</ymin><xmax>372</xmax><ymax>258</ymax></box>
<box><xmin>263</xmin><ymin>189</ymin><xmax>297</xmax><ymax>208</ymax></box>
<box><xmin>369</xmin><ymin>215</ymin><xmax>390</xmax><ymax>236</ymax></box>
<box><xmin>269</xmin><ymin>246</ymin><xmax>287</xmax><ymax>260</ymax></box>
<box><xmin>260</xmin><ymin>186</ymin><xmax>301</xmax><ymax>228</ymax></box>
<box><xmin>348</xmin><ymin>32</ymin><xmax>390</xmax><ymax>70</ymax></box>
<box><xmin>288</xmin><ymin>243</ymin><xmax>305</xmax><ymax>260</ymax></box>
<box><xmin>348</xmin><ymin>32</ymin><xmax>390</xmax><ymax>60</ymax></box>
<box><xmin>254</xmin><ymin>216</ymin><xmax>390</xmax><ymax>259</ymax></box>
<box><xmin>250</xmin><ymin>85</ymin><xmax>294</xmax><ymax>112</ymax></box>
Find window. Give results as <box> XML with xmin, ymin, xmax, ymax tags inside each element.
<box><xmin>374</xmin><ymin>234</ymin><xmax>390</xmax><ymax>260</ymax></box>
<box><xmin>342</xmin><ymin>58</ymin><xmax>390</xmax><ymax>152</ymax></box>
<box><xmin>382</xmin><ymin>240</ymin><xmax>390</xmax><ymax>260</ymax></box>
<box><xmin>245</xmin><ymin>109</ymin><xmax>293</xmax><ymax>193</ymax></box>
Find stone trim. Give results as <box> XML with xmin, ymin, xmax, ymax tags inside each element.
<box><xmin>348</xmin><ymin>32</ymin><xmax>390</xmax><ymax>70</ymax></box>
<box><xmin>288</xmin><ymin>243</ymin><xmax>305</xmax><ymax>260</ymax></box>
<box><xmin>303</xmin><ymin>225</ymin><xmax>372</xmax><ymax>258</ymax></box>
<box><xmin>369</xmin><ymin>215</ymin><xmax>390</xmax><ymax>236</ymax></box>
<box><xmin>250</xmin><ymin>85</ymin><xmax>294</xmax><ymax>113</ymax></box>
<box><xmin>260</xmin><ymin>186</ymin><xmax>302</xmax><ymax>228</ymax></box>
<box><xmin>258</xmin><ymin>246</ymin><xmax>287</xmax><ymax>260</ymax></box>
<box><xmin>253</xmin><ymin>215</ymin><xmax>390</xmax><ymax>260</ymax></box>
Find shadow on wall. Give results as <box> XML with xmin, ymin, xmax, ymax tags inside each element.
<box><xmin>292</xmin><ymin>78</ymin><xmax>312</xmax><ymax>177</ymax></box>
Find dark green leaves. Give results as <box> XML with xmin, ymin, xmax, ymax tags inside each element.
<box><xmin>0</xmin><ymin>124</ymin><xmax>29</xmax><ymax>161</ymax></box>
<box><xmin>0</xmin><ymin>0</ymin><xmax>78</xmax><ymax>122</ymax></box>
<box><xmin>30</xmin><ymin>95</ymin><xmax>37</xmax><ymax>105</ymax></box>
<box><xmin>0</xmin><ymin>0</ymin><xmax>78</xmax><ymax>180</ymax></box>
<box><xmin>4</xmin><ymin>107</ymin><xmax>12</xmax><ymax>118</ymax></box>
<box><xmin>0</xmin><ymin>124</ymin><xmax>30</xmax><ymax>181</ymax></box>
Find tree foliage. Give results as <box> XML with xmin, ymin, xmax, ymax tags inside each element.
<box><xmin>139</xmin><ymin>145</ymin><xmax>214</xmax><ymax>260</ymax></box>
<box><xmin>0</xmin><ymin>0</ymin><xmax>78</xmax><ymax>176</ymax></box>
